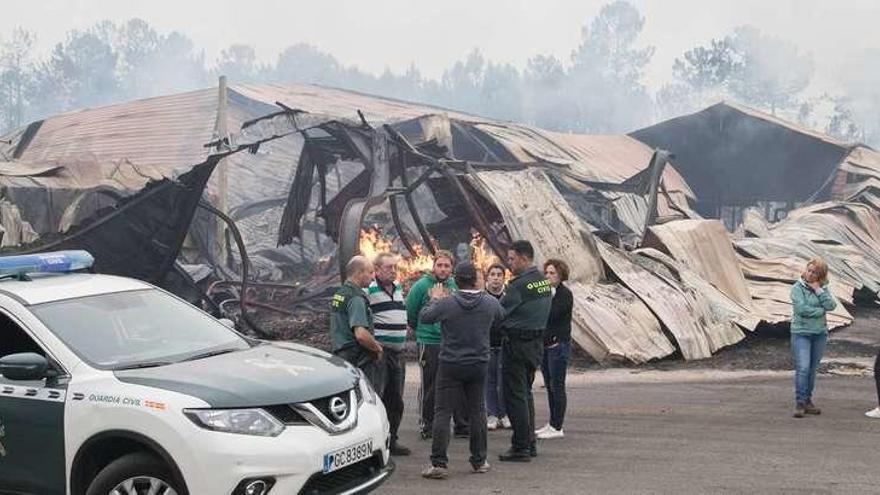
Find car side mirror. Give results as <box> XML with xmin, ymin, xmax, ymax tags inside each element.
<box><xmin>0</xmin><ymin>352</ymin><xmax>50</xmax><ymax>381</ymax></box>
<box><xmin>218</xmin><ymin>318</ymin><xmax>235</xmax><ymax>329</ymax></box>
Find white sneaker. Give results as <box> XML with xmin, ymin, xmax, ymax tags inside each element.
<box><xmin>534</xmin><ymin>423</ymin><xmax>551</xmax><ymax>435</ymax></box>
<box><xmin>865</xmin><ymin>407</ymin><xmax>880</xmax><ymax>419</ymax></box>
<box><xmin>537</xmin><ymin>426</ymin><xmax>564</xmax><ymax>439</ymax></box>
<box><xmin>500</xmin><ymin>416</ymin><xmax>512</xmax><ymax>429</ymax></box>
<box><xmin>487</xmin><ymin>416</ymin><xmax>499</xmax><ymax>430</ymax></box>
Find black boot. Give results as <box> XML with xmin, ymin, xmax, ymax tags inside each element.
<box><xmin>498</xmin><ymin>449</ymin><xmax>531</xmax><ymax>463</ymax></box>
<box><xmin>390</xmin><ymin>442</ymin><xmax>411</xmax><ymax>456</ymax></box>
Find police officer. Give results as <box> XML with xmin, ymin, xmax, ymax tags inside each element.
<box><xmin>497</xmin><ymin>240</ymin><xmax>552</xmax><ymax>462</ymax></box>
<box><xmin>330</xmin><ymin>255</ymin><xmax>384</xmax><ymax>387</ymax></box>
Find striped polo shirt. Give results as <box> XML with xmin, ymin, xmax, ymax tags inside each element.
<box><xmin>366</xmin><ymin>280</ymin><xmax>407</xmax><ymax>350</ymax></box>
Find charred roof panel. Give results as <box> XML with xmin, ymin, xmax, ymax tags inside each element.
<box><xmin>630</xmin><ymin>102</ymin><xmax>852</xmax><ymax>209</ymax></box>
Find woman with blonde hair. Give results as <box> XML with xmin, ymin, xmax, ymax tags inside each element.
<box><xmin>790</xmin><ymin>257</ymin><xmax>837</xmax><ymax>418</ymax></box>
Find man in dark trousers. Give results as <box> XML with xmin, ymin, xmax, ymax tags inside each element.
<box><xmin>406</xmin><ymin>251</ymin><xmax>469</xmax><ymax>439</ymax></box>
<box><xmin>367</xmin><ymin>252</ymin><xmax>411</xmax><ymax>456</ymax></box>
<box><xmin>498</xmin><ymin>240</ymin><xmax>552</xmax><ymax>462</ymax></box>
<box><xmin>329</xmin><ymin>255</ymin><xmax>384</xmax><ymax>387</ymax></box>
<box><xmin>418</xmin><ymin>262</ymin><xmax>503</xmax><ymax>479</ymax></box>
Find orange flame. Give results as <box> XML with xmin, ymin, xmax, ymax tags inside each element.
<box><xmin>469</xmin><ymin>232</ymin><xmax>507</xmax><ymax>280</ymax></box>
<box><xmin>358</xmin><ymin>227</ymin><xmax>434</xmax><ymax>283</ymax></box>
<box><xmin>358</xmin><ymin>227</ymin><xmax>509</xmax><ymax>286</ymax></box>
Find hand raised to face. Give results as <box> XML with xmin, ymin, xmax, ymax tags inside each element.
<box><xmin>429</xmin><ymin>283</ymin><xmax>449</xmax><ymax>300</ymax></box>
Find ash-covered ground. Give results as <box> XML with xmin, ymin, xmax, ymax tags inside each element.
<box><xmin>247</xmin><ymin>292</ymin><xmax>880</xmax><ymax>373</ymax></box>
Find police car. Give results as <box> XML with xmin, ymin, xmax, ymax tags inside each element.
<box><xmin>0</xmin><ymin>251</ymin><xmax>393</xmax><ymax>495</ymax></box>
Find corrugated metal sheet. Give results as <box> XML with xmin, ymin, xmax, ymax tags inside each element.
<box><xmin>469</xmin><ymin>168</ymin><xmax>681</xmax><ymax>363</ymax></box>
<box><xmin>231</xmin><ymin>82</ymin><xmax>481</xmax><ymax>123</ymax></box>
<box><xmin>16</xmin><ymin>88</ymin><xmax>219</xmax><ymax>173</ymax></box>
<box><xmin>735</xmin><ymin>203</ymin><xmax>880</xmax><ymax>295</ymax></box>
<box><xmin>598</xmin><ymin>241</ymin><xmax>745</xmax><ymax>360</ymax></box>
<box><xmin>469</xmin><ymin>169</ymin><xmax>604</xmax><ymax>284</ymax></box>
<box><xmin>729</xmin><ymin>201</ymin><xmax>880</xmax><ymax>333</ymax></box>
<box><xmin>569</xmin><ymin>281</ymin><xmax>673</xmax><ymax>363</ymax></box>
<box><xmin>745</xmin><ymin>279</ymin><xmax>853</xmax><ymax>328</ymax></box>
<box><xmin>470</xmin><ymin>123</ymin><xmax>698</xmax><ymax>233</ymax></box>
<box><xmin>737</xmin><ymin>255</ymin><xmax>856</xmax><ymax>306</ymax></box>
<box><xmin>631</xmin><ymin>101</ymin><xmax>853</xmax><ymax>206</ymax></box>
<box><xmin>719</xmin><ymin>101</ymin><xmax>852</xmax><ymax>148</ymax></box>
<box><xmin>472</xmin><ymin>123</ymin><xmax>693</xmax><ymax>196</ymax></box>
<box><xmin>644</xmin><ymin>220</ymin><xmax>754</xmax><ymax>309</ymax></box>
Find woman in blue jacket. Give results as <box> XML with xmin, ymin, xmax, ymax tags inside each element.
<box><xmin>790</xmin><ymin>257</ymin><xmax>836</xmax><ymax>418</ymax></box>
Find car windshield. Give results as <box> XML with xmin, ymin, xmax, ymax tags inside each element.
<box><xmin>30</xmin><ymin>289</ymin><xmax>250</xmax><ymax>370</ymax></box>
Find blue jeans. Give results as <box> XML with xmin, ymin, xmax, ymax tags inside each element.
<box><xmin>486</xmin><ymin>347</ymin><xmax>506</xmax><ymax>418</ymax></box>
<box><xmin>791</xmin><ymin>332</ymin><xmax>827</xmax><ymax>405</ymax></box>
<box><xmin>541</xmin><ymin>339</ymin><xmax>571</xmax><ymax>430</ymax></box>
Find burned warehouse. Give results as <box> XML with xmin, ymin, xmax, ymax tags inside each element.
<box><xmin>1</xmin><ymin>80</ymin><xmax>879</xmax><ymax>364</ymax></box>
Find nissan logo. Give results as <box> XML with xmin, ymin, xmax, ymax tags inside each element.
<box><xmin>329</xmin><ymin>396</ymin><xmax>348</xmax><ymax>421</ymax></box>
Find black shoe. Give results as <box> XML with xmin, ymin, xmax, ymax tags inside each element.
<box><xmin>390</xmin><ymin>442</ymin><xmax>411</xmax><ymax>456</ymax></box>
<box><xmin>529</xmin><ymin>445</ymin><xmax>538</xmax><ymax>457</ymax></box>
<box><xmin>454</xmin><ymin>429</ymin><xmax>470</xmax><ymax>438</ymax></box>
<box><xmin>498</xmin><ymin>449</ymin><xmax>531</xmax><ymax>462</ymax></box>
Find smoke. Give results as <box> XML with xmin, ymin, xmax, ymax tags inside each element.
<box><xmin>833</xmin><ymin>48</ymin><xmax>880</xmax><ymax>146</ymax></box>
<box><xmin>0</xmin><ymin>1</ymin><xmax>877</xmax><ymax>147</ymax></box>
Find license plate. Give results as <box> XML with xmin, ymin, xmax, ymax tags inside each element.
<box><xmin>323</xmin><ymin>439</ymin><xmax>373</xmax><ymax>474</ymax></box>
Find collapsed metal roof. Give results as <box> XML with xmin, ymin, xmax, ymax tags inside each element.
<box><xmin>1</xmin><ymin>84</ymin><xmax>878</xmax><ymax>363</ymax></box>
<box><xmin>630</xmin><ymin>101</ymin><xmax>880</xmax><ymax>213</ymax></box>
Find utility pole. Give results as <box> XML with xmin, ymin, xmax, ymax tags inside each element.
<box><xmin>215</xmin><ymin>76</ymin><xmax>230</xmax><ymax>266</ymax></box>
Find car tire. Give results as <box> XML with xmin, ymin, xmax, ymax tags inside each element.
<box><xmin>86</xmin><ymin>452</ymin><xmax>182</xmax><ymax>495</ymax></box>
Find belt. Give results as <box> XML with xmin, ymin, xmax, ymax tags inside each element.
<box><xmin>504</xmin><ymin>328</ymin><xmax>544</xmax><ymax>340</ymax></box>
<box><xmin>333</xmin><ymin>342</ymin><xmax>361</xmax><ymax>355</ymax></box>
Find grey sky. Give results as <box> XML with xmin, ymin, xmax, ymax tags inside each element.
<box><xmin>4</xmin><ymin>0</ymin><xmax>878</xmax><ymax>93</ymax></box>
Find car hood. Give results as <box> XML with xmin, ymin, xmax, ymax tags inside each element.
<box><xmin>114</xmin><ymin>343</ymin><xmax>358</xmax><ymax>408</ymax></box>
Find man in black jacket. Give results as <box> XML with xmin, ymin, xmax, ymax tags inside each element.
<box><xmin>418</xmin><ymin>262</ymin><xmax>504</xmax><ymax>479</ymax></box>
<box><xmin>498</xmin><ymin>240</ymin><xmax>552</xmax><ymax>462</ymax></box>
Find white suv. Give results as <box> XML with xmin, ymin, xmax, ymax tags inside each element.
<box><xmin>0</xmin><ymin>251</ymin><xmax>392</xmax><ymax>495</ymax></box>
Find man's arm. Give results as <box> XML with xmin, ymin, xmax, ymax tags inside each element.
<box><xmin>499</xmin><ymin>283</ymin><xmax>522</xmax><ymax>319</ymax></box>
<box><xmin>354</xmin><ymin>326</ymin><xmax>383</xmax><ymax>354</ymax></box>
<box><xmin>348</xmin><ymin>297</ymin><xmax>383</xmax><ymax>356</ymax></box>
<box><xmin>419</xmin><ymin>296</ymin><xmax>447</xmax><ymax>325</ymax></box>
<box><xmin>491</xmin><ymin>298</ymin><xmax>505</xmax><ymax>329</ymax></box>
<box><xmin>405</xmin><ymin>279</ymin><xmax>427</xmax><ymax>328</ymax></box>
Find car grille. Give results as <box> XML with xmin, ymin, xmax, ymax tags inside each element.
<box><xmin>310</xmin><ymin>392</ymin><xmax>354</xmax><ymax>423</ymax></box>
<box><xmin>265</xmin><ymin>389</ymin><xmax>359</xmax><ymax>434</ymax></box>
<box><xmin>264</xmin><ymin>404</ymin><xmax>309</xmax><ymax>425</ymax></box>
<box><xmin>298</xmin><ymin>454</ymin><xmax>384</xmax><ymax>495</ymax></box>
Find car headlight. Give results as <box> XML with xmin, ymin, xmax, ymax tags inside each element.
<box><xmin>184</xmin><ymin>408</ymin><xmax>284</xmax><ymax>437</ymax></box>
<box><xmin>357</xmin><ymin>369</ymin><xmax>378</xmax><ymax>405</ymax></box>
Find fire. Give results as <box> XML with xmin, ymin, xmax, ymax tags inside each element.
<box><xmin>358</xmin><ymin>227</ymin><xmax>434</xmax><ymax>283</ymax></box>
<box><xmin>358</xmin><ymin>226</ymin><xmax>508</xmax><ymax>285</ymax></box>
<box><xmin>469</xmin><ymin>232</ymin><xmax>507</xmax><ymax>280</ymax></box>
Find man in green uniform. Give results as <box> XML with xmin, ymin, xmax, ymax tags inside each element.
<box><xmin>406</xmin><ymin>250</ymin><xmax>468</xmax><ymax>439</ymax></box>
<box><xmin>498</xmin><ymin>240</ymin><xmax>552</xmax><ymax>462</ymax></box>
<box><xmin>330</xmin><ymin>255</ymin><xmax>384</xmax><ymax>387</ymax></box>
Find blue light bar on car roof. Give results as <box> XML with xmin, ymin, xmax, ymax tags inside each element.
<box><xmin>0</xmin><ymin>251</ymin><xmax>94</xmax><ymax>278</ymax></box>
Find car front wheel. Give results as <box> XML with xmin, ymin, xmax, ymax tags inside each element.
<box><xmin>86</xmin><ymin>452</ymin><xmax>181</xmax><ymax>495</ymax></box>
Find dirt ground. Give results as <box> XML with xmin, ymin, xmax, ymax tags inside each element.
<box><xmin>382</xmin><ymin>371</ymin><xmax>880</xmax><ymax>494</ymax></box>
<box><xmin>378</xmin><ymin>307</ymin><xmax>880</xmax><ymax>494</ymax></box>
<box><xmin>256</xmin><ymin>302</ymin><xmax>880</xmax><ymax>374</ymax></box>
<box><xmin>254</xmin><ymin>302</ymin><xmax>880</xmax><ymax>492</ymax></box>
